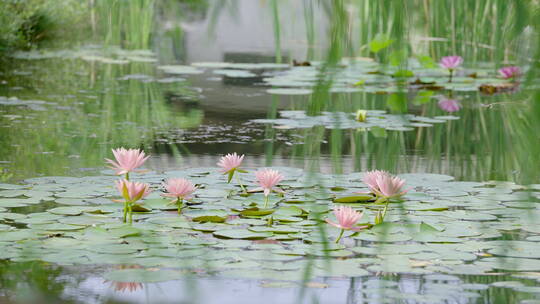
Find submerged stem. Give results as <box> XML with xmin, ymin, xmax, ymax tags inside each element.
<box><xmin>335</xmin><ymin>229</ymin><xmax>345</xmax><ymax>243</ymax></box>
<box><xmin>264</xmin><ymin>195</ymin><xmax>269</xmax><ymax>208</ymax></box>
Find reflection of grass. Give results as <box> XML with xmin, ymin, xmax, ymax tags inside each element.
<box><xmin>0</xmin><ymin>59</ymin><xmax>202</xmax><ymax>180</ymax></box>
<box><xmin>0</xmin><ymin>261</ymin><xmax>70</xmax><ymax>302</ymax></box>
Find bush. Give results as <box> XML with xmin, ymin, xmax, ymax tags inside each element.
<box><xmin>0</xmin><ymin>0</ymin><xmax>87</xmax><ymax>52</ymax></box>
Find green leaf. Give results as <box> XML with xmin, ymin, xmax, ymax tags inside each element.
<box><xmin>240</xmin><ymin>208</ymin><xmax>275</xmax><ymax>217</ymax></box>
<box><xmin>369</xmin><ymin>33</ymin><xmax>394</xmax><ymax>53</ymax></box>
<box><xmin>192</xmin><ymin>216</ymin><xmax>226</xmax><ymax>223</ymax></box>
<box><xmin>333</xmin><ymin>195</ymin><xmax>373</xmax><ymax>203</ymax></box>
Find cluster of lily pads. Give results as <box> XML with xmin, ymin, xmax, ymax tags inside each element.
<box><xmin>252</xmin><ymin>110</ymin><xmax>460</xmax><ymax>132</ymax></box>
<box><xmin>1</xmin><ymin>162</ymin><xmax>540</xmax><ymax>290</ymax></box>
<box><xmin>107</xmin><ymin>148</ymin><xmax>407</xmax><ymax>239</ymax></box>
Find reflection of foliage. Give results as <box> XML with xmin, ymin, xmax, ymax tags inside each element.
<box><xmin>0</xmin><ymin>167</ymin><xmax>13</xmax><ymax>182</ymax></box>
<box><xmin>0</xmin><ymin>58</ymin><xmax>203</xmax><ymax>180</ymax></box>
<box><xmin>0</xmin><ymin>261</ymin><xmax>70</xmax><ymax>303</ymax></box>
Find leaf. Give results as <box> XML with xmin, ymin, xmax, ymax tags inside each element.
<box><xmin>131</xmin><ymin>204</ymin><xmax>151</xmax><ymax>212</ymax></box>
<box><xmin>240</xmin><ymin>208</ymin><xmax>275</xmax><ymax>217</ymax></box>
<box><xmin>213</xmin><ymin>229</ymin><xmax>273</xmax><ymax>239</ymax></box>
<box><xmin>192</xmin><ymin>216</ymin><xmax>226</xmax><ymax>223</ymax></box>
<box><xmin>416</xmin><ymin>55</ymin><xmax>436</xmax><ymax>68</ymax></box>
<box><xmin>413</xmin><ymin>90</ymin><xmax>435</xmax><ymax>105</ymax></box>
<box><xmin>369</xmin><ymin>33</ymin><xmax>394</xmax><ymax>53</ymax></box>
<box><xmin>333</xmin><ymin>195</ymin><xmax>373</xmax><ymax>203</ymax></box>
<box><xmin>227</xmin><ymin>170</ymin><xmax>234</xmax><ymax>183</ymax></box>
<box><xmin>393</xmin><ymin>70</ymin><xmax>414</xmax><ymax>78</ymax></box>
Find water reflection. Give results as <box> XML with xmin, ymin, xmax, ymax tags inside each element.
<box><xmin>0</xmin><ymin>0</ymin><xmax>539</xmax><ymax>303</ymax></box>
<box><xmin>104</xmin><ymin>265</ymin><xmax>144</xmax><ymax>293</ymax></box>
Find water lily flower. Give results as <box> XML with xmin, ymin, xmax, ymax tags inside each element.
<box><xmin>355</xmin><ymin>110</ymin><xmax>367</xmax><ymax>122</ymax></box>
<box><xmin>255</xmin><ymin>169</ymin><xmax>284</xmax><ymax>208</ymax></box>
<box><xmin>438</xmin><ymin>99</ymin><xmax>461</xmax><ymax>113</ymax></box>
<box><xmin>115</xmin><ymin>179</ymin><xmax>151</xmax><ymax>223</ymax></box>
<box><xmin>218</xmin><ymin>153</ymin><xmax>244</xmax><ymax>175</ymax></box>
<box><xmin>439</xmin><ymin>56</ymin><xmax>463</xmax><ymax>82</ymax></box>
<box><xmin>374</xmin><ymin>174</ymin><xmax>408</xmax><ymax>199</ymax></box>
<box><xmin>106</xmin><ymin>148</ymin><xmax>149</xmax><ymax>179</ymax></box>
<box><xmin>326</xmin><ymin>206</ymin><xmax>367</xmax><ymax>243</ymax></box>
<box><xmin>217</xmin><ymin>153</ymin><xmax>247</xmax><ymax>192</ymax></box>
<box><xmin>498</xmin><ymin>66</ymin><xmax>520</xmax><ymax>80</ymax></box>
<box><xmin>439</xmin><ymin>56</ymin><xmax>463</xmax><ymax>69</ymax></box>
<box><xmin>162</xmin><ymin>178</ymin><xmax>196</xmax><ymax>214</ymax></box>
<box><xmin>362</xmin><ymin>170</ymin><xmax>389</xmax><ymax>193</ymax></box>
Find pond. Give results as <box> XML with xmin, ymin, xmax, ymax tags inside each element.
<box><xmin>0</xmin><ymin>0</ymin><xmax>539</xmax><ymax>303</ymax></box>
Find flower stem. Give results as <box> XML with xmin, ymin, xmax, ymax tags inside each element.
<box><xmin>125</xmin><ymin>172</ymin><xmax>130</xmax><ymax>181</ymax></box>
<box><xmin>380</xmin><ymin>200</ymin><xmax>390</xmax><ymax>223</ymax></box>
<box><xmin>123</xmin><ymin>201</ymin><xmax>128</xmax><ymax>223</ymax></box>
<box><xmin>264</xmin><ymin>195</ymin><xmax>269</xmax><ymax>208</ymax></box>
<box><xmin>449</xmin><ymin>69</ymin><xmax>453</xmax><ymax>83</ymax></box>
<box><xmin>236</xmin><ymin>174</ymin><xmax>247</xmax><ymax>193</ymax></box>
<box><xmin>177</xmin><ymin>198</ymin><xmax>183</xmax><ymax>215</ymax></box>
<box><xmin>335</xmin><ymin>229</ymin><xmax>345</xmax><ymax>243</ymax></box>
<box><xmin>128</xmin><ymin>203</ymin><xmax>133</xmax><ymax>224</ymax></box>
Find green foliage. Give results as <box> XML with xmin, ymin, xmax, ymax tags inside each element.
<box><xmin>0</xmin><ymin>0</ymin><xmax>87</xmax><ymax>52</ymax></box>
<box><xmin>369</xmin><ymin>33</ymin><xmax>394</xmax><ymax>53</ymax></box>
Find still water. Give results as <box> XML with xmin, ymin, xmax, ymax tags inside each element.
<box><xmin>0</xmin><ymin>1</ymin><xmax>539</xmax><ymax>303</ymax></box>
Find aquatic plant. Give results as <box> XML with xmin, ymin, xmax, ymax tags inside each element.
<box><xmin>438</xmin><ymin>99</ymin><xmax>462</xmax><ymax>113</ymax></box>
<box><xmin>162</xmin><ymin>178</ymin><xmax>196</xmax><ymax>214</ymax></box>
<box><xmin>363</xmin><ymin>170</ymin><xmax>408</xmax><ymax>224</ymax></box>
<box><xmin>499</xmin><ymin>66</ymin><xmax>521</xmax><ymax>81</ymax></box>
<box><xmin>326</xmin><ymin>206</ymin><xmax>366</xmax><ymax>243</ymax></box>
<box><xmin>254</xmin><ymin>169</ymin><xmax>284</xmax><ymax>208</ymax></box>
<box><xmin>355</xmin><ymin>110</ymin><xmax>367</xmax><ymax>122</ymax></box>
<box><xmin>217</xmin><ymin>152</ymin><xmax>247</xmax><ymax>192</ymax></box>
<box><xmin>439</xmin><ymin>56</ymin><xmax>463</xmax><ymax>82</ymax></box>
<box><xmin>375</xmin><ymin>174</ymin><xmax>409</xmax><ymax>199</ymax></box>
<box><xmin>362</xmin><ymin>170</ymin><xmax>389</xmax><ymax>193</ymax></box>
<box><xmin>115</xmin><ymin>179</ymin><xmax>151</xmax><ymax>223</ymax></box>
<box><xmin>105</xmin><ymin>148</ymin><xmax>149</xmax><ymax>180</ymax></box>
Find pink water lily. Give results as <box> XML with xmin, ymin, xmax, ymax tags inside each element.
<box><xmin>106</xmin><ymin>148</ymin><xmax>149</xmax><ymax>176</ymax></box>
<box><xmin>162</xmin><ymin>178</ymin><xmax>196</xmax><ymax>200</ymax></box>
<box><xmin>438</xmin><ymin>99</ymin><xmax>461</xmax><ymax>112</ymax></box>
<box><xmin>115</xmin><ymin>179</ymin><xmax>151</xmax><ymax>202</ymax></box>
<box><xmin>253</xmin><ymin>169</ymin><xmax>284</xmax><ymax>208</ymax></box>
<box><xmin>255</xmin><ymin>169</ymin><xmax>284</xmax><ymax>197</ymax></box>
<box><xmin>218</xmin><ymin>153</ymin><xmax>247</xmax><ymax>191</ymax></box>
<box><xmin>326</xmin><ymin>206</ymin><xmax>367</xmax><ymax>243</ymax></box>
<box><xmin>115</xmin><ymin>179</ymin><xmax>151</xmax><ymax>223</ymax></box>
<box><xmin>362</xmin><ymin>170</ymin><xmax>389</xmax><ymax>193</ymax></box>
<box><xmin>374</xmin><ymin>174</ymin><xmax>408</xmax><ymax>199</ymax></box>
<box><xmin>162</xmin><ymin>178</ymin><xmax>196</xmax><ymax>214</ymax></box>
<box><xmin>498</xmin><ymin>66</ymin><xmax>520</xmax><ymax>80</ymax></box>
<box><xmin>326</xmin><ymin>206</ymin><xmax>365</xmax><ymax>231</ymax></box>
<box><xmin>218</xmin><ymin>153</ymin><xmax>244</xmax><ymax>174</ymax></box>
<box><xmin>439</xmin><ymin>56</ymin><xmax>463</xmax><ymax>69</ymax></box>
